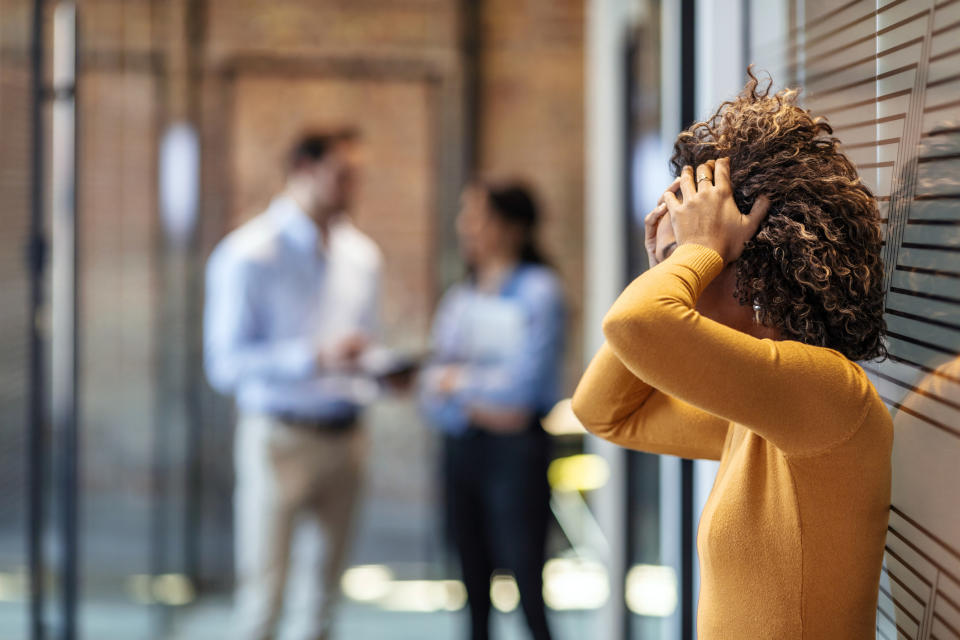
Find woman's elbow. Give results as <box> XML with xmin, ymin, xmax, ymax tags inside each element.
<box><xmin>570</xmin><ymin>386</ymin><xmax>616</xmax><ymax>439</ymax></box>
<box><xmin>601</xmin><ymin>303</ymin><xmax>669</xmax><ymax>353</ymax></box>
<box><xmin>569</xmin><ymin>389</ymin><xmax>590</xmax><ymax>427</ymax></box>
<box><xmin>600</xmin><ymin>309</ymin><xmax>638</xmax><ymax>352</ymax></box>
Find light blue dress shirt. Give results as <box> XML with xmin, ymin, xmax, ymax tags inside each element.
<box><xmin>420</xmin><ymin>264</ymin><xmax>566</xmax><ymax>435</ymax></box>
<box><xmin>204</xmin><ymin>196</ymin><xmax>382</xmax><ymax>420</ymax></box>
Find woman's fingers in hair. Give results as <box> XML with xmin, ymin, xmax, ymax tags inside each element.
<box><xmin>734</xmin><ymin>195</ymin><xmax>772</xmax><ymax>259</ymax></box>
<box><xmin>662</xmin><ymin>186</ymin><xmax>682</xmax><ymax>212</ymax></box>
<box><xmin>664</xmin><ymin>157</ymin><xmax>770</xmax><ymax>263</ymax></box>
<box><xmin>746</xmin><ymin>194</ymin><xmax>772</xmax><ymax>228</ymax></box>
<box><xmin>695</xmin><ymin>161</ymin><xmax>715</xmax><ymax>190</ymax></box>
<box><xmin>714</xmin><ymin>157</ymin><xmax>733</xmax><ymax>196</ymax></box>
<box><xmin>680</xmin><ymin>165</ymin><xmax>698</xmax><ymax>202</ymax></box>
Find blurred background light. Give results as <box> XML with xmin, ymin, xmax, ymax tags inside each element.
<box><xmin>379</xmin><ymin>580</ymin><xmax>452</xmax><ymax>613</ymax></box>
<box><xmin>159</xmin><ymin>123</ymin><xmax>200</xmax><ymax>247</ymax></box>
<box><xmin>440</xmin><ymin>580</ymin><xmax>469</xmax><ymax>611</ymax></box>
<box><xmin>541</xmin><ymin>399</ymin><xmax>587</xmax><ymax>436</ymax></box>
<box><xmin>152</xmin><ymin>574</ymin><xmax>196</xmax><ymax>607</ymax></box>
<box><xmin>340</xmin><ymin>564</ymin><xmax>394</xmax><ymax>603</ymax></box>
<box><xmin>548</xmin><ymin>453</ymin><xmax>610</xmax><ymax>492</ymax></box>
<box><xmin>489</xmin><ymin>573</ymin><xmax>520</xmax><ymax>612</ymax></box>
<box><xmin>542</xmin><ymin>557</ymin><xmax>609</xmax><ymax>610</ymax></box>
<box><xmin>625</xmin><ymin>564</ymin><xmax>677</xmax><ymax>617</ymax></box>
<box><xmin>341</xmin><ymin>565</ymin><xmax>466</xmax><ymax>613</ymax></box>
<box><xmin>126</xmin><ymin>574</ymin><xmax>196</xmax><ymax>607</ymax></box>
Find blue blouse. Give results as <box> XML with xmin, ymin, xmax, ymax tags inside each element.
<box><xmin>420</xmin><ymin>263</ymin><xmax>566</xmax><ymax>435</ymax></box>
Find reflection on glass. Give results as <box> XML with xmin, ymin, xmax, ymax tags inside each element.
<box><xmin>872</xmin><ymin>122</ymin><xmax>960</xmax><ymax>639</ymax></box>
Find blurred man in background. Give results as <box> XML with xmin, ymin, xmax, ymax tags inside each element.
<box><xmin>204</xmin><ymin>129</ymin><xmax>382</xmax><ymax>640</ymax></box>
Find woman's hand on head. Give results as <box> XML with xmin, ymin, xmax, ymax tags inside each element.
<box><xmin>644</xmin><ymin>176</ymin><xmax>681</xmax><ymax>267</ymax></box>
<box><xmin>662</xmin><ymin>158</ymin><xmax>771</xmax><ymax>264</ymax></box>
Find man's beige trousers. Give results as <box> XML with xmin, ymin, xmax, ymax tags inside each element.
<box><xmin>232</xmin><ymin>414</ymin><xmax>366</xmax><ymax>640</ymax></box>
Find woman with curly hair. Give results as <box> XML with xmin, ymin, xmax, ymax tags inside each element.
<box><xmin>572</xmin><ymin>72</ymin><xmax>892</xmax><ymax>638</ymax></box>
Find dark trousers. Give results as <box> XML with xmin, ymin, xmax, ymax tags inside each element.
<box><xmin>444</xmin><ymin>427</ymin><xmax>553</xmax><ymax>640</ymax></box>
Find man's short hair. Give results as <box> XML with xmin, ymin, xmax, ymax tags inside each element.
<box><xmin>286</xmin><ymin>128</ymin><xmax>360</xmax><ymax>173</ymax></box>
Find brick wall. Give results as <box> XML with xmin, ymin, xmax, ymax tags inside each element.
<box><xmin>231</xmin><ymin>77</ymin><xmax>436</xmax><ymax>342</ymax></box>
<box><xmin>205</xmin><ymin>0</ymin><xmax>459</xmax><ymax>65</ymax></box>
<box><xmin>0</xmin><ymin>0</ymin><xmax>586</xmax><ymax>585</ymax></box>
<box><xmin>478</xmin><ymin>0</ymin><xmax>585</xmax><ymax>387</ymax></box>
<box><xmin>202</xmin><ymin>0</ymin><xmax>584</xmax><ymax>383</ymax></box>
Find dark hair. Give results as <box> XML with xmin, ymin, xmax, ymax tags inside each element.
<box><xmin>287</xmin><ymin>128</ymin><xmax>360</xmax><ymax>173</ymax></box>
<box><xmin>482</xmin><ymin>181</ymin><xmax>549</xmax><ymax>266</ymax></box>
<box><xmin>670</xmin><ymin>69</ymin><xmax>887</xmax><ymax>361</ymax></box>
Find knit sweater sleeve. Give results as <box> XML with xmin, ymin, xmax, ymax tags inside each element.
<box><xmin>573</xmin><ymin>243</ymin><xmax>873</xmax><ymax>457</ymax></box>
<box><xmin>571</xmin><ymin>341</ymin><xmax>729</xmax><ymax>460</ymax></box>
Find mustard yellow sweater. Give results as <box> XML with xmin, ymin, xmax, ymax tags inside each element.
<box><xmin>572</xmin><ymin>243</ymin><xmax>892</xmax><ymax>639</ymax></box>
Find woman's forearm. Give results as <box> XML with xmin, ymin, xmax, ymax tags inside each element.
<box><xmin>594</xmin><ymin>243</ymin><xmax>872</xmax><ymax>456</ymax></box>
<box><xmin>572</xmin><ymin>342</ymin><xmax>728</xmax><ymax>460</ymax></box>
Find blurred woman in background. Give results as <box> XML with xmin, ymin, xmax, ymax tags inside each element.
<box><xmin>420</xmin><ymin>181</ymin><xmax>565</xmax><ymax>640</ymax></box>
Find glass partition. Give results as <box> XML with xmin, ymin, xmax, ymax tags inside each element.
<box><xmin>625</xmin><ymin>1</ymin><xmax>960</xmax><ymax>638</ymax></box>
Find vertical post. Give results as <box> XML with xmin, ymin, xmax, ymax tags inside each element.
<box><xmin>621</xmin><ymin>31</ymin><xmax>637</xmax><ymax>639</ymax></box>
<box><xmin>741</xmin><ymin>0</ymin><xmax>752</xmax><ymax>71</ymax></box>
<box><xmin>50</xmin><ymin>3</ymin><xmax>79</xmax><ymax>639</ymax></box>
<box><xmin>460</xmin><ymin>0</ymin><xmax>482</xmax><ymax>174</ymax></box>
<box><xmin>27</xmin><ymin>0</ymin><xmax>47</xmax><ymax>634</ymax></box>
<box><xmin>181</xmin><ymin>0</ymin><xmax>205</xmax><ymax>589</ymax></box>
<box><xmin>680</xmin><ymin>468</ymin><xmax>694</xmax><ymax>640</ymax></box>
<box><xmin>585</xmin><ymin>0</ymin><xmax>632</xmax><ymax>638</ymax></box>
<box><xmin>790</xmin><ymin>0</ymin><xmax>805</xmax><ymax>88</ymax></box>
<box><xmin>623</xmin><ymin>35</ymin><xmax>639</xmax><ymax>278</ymax></box>
<box><xmin>153</xmin><ymin>0</ymin><xmax>204</xmax><ymax>628</ymax></box>
<box><xmin>678</xmin><ymin>4</ymin><xmax>696</xmax><ymax>639</ymax></box>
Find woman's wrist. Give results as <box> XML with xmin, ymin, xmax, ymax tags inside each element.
<box><xmin>678</xmin><ymin>237</ymin><xmax>726</xmax><ymax>262</ymax></box>
<box><xmin>665</xmin><ymin>243</ymin><xmax>726</xmax><ymax>285</ymax></box>
<box><xmin>426</xmin><ymin>364</ymin><xmax>465</xmax><ymax>396</ymax></box>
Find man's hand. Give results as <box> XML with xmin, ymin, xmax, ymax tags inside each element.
<box><xmin>336</xmin><ymin>333</ymin><xmax>369</xmax><ymax>364</ymax></box>
<box><xmin>380</xmin><ymin>367</ymin><xmax>418</xmax><ymax>394</ymax></box>
<box><xmin>662</xmin><ymin>158</ymin><xmax>770</xmax><ymax>264</ymax></box>
<box><xmin>316</xmin><ymin>332</ymin><xmax>370</xmax><ymax>372</ymax></box>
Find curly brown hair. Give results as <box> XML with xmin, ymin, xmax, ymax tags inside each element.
<box><xmin>670</xmin><ymin>70</ymin><xmax>887</xmax><ymax>361</ymax></box>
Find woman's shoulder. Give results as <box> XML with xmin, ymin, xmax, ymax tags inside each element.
<box><xmin>764</xmin><ymin>339</ymin><xmax>891</xmax><ymax>458</ymax></box>
<box><xmin>513</xmin><ymin>264</ymin><xmax>564</xmax><ymax>301</ymax></box>
<box><xmin>774</xmin><ymin>338</ymin><xmax>871</xmax><ymax>376</ymax></box>
<box><xmin>437</xmin><ymin>280</ymin><xmax>471</xmax><ymax>308</ymax></box>
<box><xmin>779</xmin><ymin>338</ymin><xmax>889</xmax><ymax>422</ymax></box>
